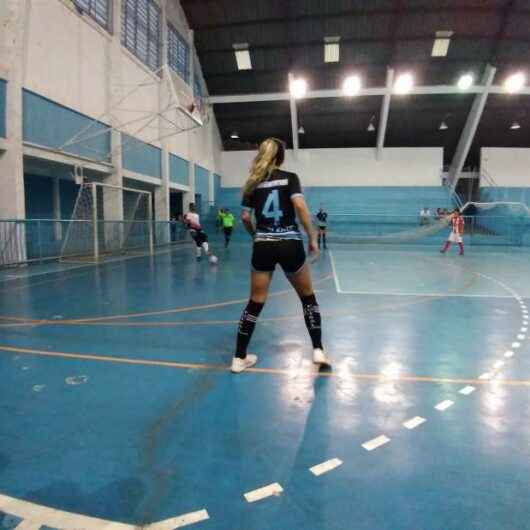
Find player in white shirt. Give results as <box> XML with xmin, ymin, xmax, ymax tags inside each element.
<box><xmin>183</xmin><ymin>204</ymin><xmax>211</xmax><ymax>260</ymax></box>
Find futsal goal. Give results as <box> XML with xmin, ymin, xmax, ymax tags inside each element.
<box><xmin>60</xmin><ymin>182</ymin><xmax>154</xmax><ymax>262</ymax></box>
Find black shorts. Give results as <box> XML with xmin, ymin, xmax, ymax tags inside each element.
<box><xmin>223</xmin><ymin>227</ymin><xmax>233</xmax><ymax>235</ymax></box>
<box><xmin>191</xmin><ymin>230</ymin><xmax>208</xmax><ymax>247</ymax></box>
<box><xmin>251</xmin><ymin>239</ymin><xmax>306</xmax><ymax>274</ymax></box>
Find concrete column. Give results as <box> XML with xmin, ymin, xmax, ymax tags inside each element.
<box><xmin>0</xmin><ymin>0</ymin><xmax>27</xmax><ymax>221</ymax></box>
<box><xmin>208</xmin><ymin>170</ymin><xmax>215</xmax><ymax>207</ymax></box>
<box><xmin>288</xmin><ymin>73</ymin><xmax>299</xmax><ymax>159</ymax></box>
<box><xmin>102</xmin><ymin>0</ymin><xmax>124</xmax><ymax>226</ymax></box>
<box><xmin>184</xmin><ymin>162</ymin><xmax>195</xmax><ymax>214</ymax></box>
<box><xmin>155</xmin><ymin>1</ymin><xmax>170</xmax><ymax>224</ymax></box>
<box><xmin>52</xmin><ymin>178</ymin><xmax>62</xmax><ymax>240</ymax></box>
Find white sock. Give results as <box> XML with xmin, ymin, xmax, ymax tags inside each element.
<box><xmin>196</xmin><ymin>247</ymin><xmax>202</xmax><ymax>258</ymax></box>
<box><xmin>202</xmin><ymin>242</ymin><xmax>209</xmax><ymax>254</ymax></box>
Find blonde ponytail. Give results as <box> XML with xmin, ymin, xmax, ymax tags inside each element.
<box><xmin>242</xmin><ymin>138</ymin><xmax>282</xmax><ymax>197</ymax></box>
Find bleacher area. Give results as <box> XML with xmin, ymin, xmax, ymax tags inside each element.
<box><xmin>216</xmin><ymin>185</ymin><xmax>454</xmax><ymax>217</ymax></box>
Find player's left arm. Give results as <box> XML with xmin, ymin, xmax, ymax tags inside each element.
<box><xmin>241</xmin><ymin>209</ymin><xmax>255</xmax><ymax>237</ymax></box>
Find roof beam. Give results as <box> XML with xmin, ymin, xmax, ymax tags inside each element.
<box><xmin>288</xmin><ymin>73</ymin><xmax>299</xmax><ymax>157</ymax></box>
<box><xmin>208</xmin><ymin>83</ymin><xmax>530</xmax><ymax>105</ymax></box>
<box><xmin>376</xmin><ymin>68</ymin><xmax>394</xmax><ymax>160</ymax></box>
<box><xmin>196</xmin><ymin>35</ymin><xmax>530</xmax><ymax>56</ymax></box>
<box><xmin>185</xmin><ymin>5</ymin><xmax>530</xmax><ymax>31</ymax></box>
<box><xmin>448</xmin><ymin>64</ymin><xmax>496</xmax><ymax>193</ymax></box>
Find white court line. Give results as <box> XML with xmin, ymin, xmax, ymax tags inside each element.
<box><xmin>244</xmin><ymin>483</ymin><xmax>283</xmax><ymax>503</ymax></box>
<box><xmin>493</xmin><ymin>360</ymin><xmax>505</xmax><ymax>369</ymax></box>
<box><xmin>309</xmin><ymin>458</ymin><xmax>343</xmax><ymax>476</ymax></box>
<box><xmin>328</xmin><ymin>251</ymin><xmax>344</xmax><ymax>294</ymax></box>
<box><xmin>362</xmin><ymin>435</ymin><xmax>390</xmax><ymax>451</ymax></box>
<box><xmin>403</xmin><ymin>416</ymin><xmax>426</xmax><ymax>430</ymax></box>
<box><xmin>517</xmin><ymin>334</ymin><xmax>526</xmax><ymax>340</ymax></box>
<box><xmin>335</xmin><ymin>290</ymin><xmax>520</xmax><ymax>299</ymax></box>
<box><xmin>504</xmin><ymin>350</ymin><xmax>514</xmax><ymax>358</ymax></box>
<box><xmin>435</xmin><ymin>400</ymin><xmax>454</xmax><ymax>411</ymax></box>
<box><xmin>459</xmin><ymin>386</ymin><xmax>476</xmax><ymax>395</ymax></box>
<box><xmin>0</xmin><ymin>493</ymin><xmax>208</xmax><ymax>530</ymax></box>
<box><xmin>521</xmin><ymin>327</ymin><xmax>528</xmax><ymax>333</ymax></box>
<box><xmin>479</xmin><ymin>372</ymin><xmax>492</xmax><ymax>380</ymax></box>
<box><xmin>512</xmin><ymin>342</ymin><xmax>521</xmax><ymax>349</ymax></box>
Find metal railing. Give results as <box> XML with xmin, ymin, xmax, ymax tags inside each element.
<box><xmin>0</xmin><ymin>219</ymin><xmax>188</xmax><ymax>267</ymax></box>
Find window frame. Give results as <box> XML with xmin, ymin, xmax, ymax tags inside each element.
<box><xmin>73</xmin><ymin>0</ymin><xmax>111</xmax><ymax>31</ymax></box>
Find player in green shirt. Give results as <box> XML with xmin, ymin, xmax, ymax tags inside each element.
<box><xmin>216</xmin><ymin>208</ymin><xmax>225</xmax><ymax>232</ymax></box>
<box><xmin>222</xmin><ymin>209</ymin><xmax>235</xmax><ymax>247</ymax></box>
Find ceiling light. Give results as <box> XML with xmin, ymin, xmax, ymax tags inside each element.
<box><xmin>324</xmin><ymin>36</ymin><xmax>340</xmax><ymax>63</ymax></box>
<box><xmin>298</xmin><ymin>125</ymin><xmax>305</xmax><ymax>134</ymax></box>
<box><xmin>504</xmin><ymin>72</ymin><xmax>526</xmax><ymax>94</ymax></box>
<box><xmin>431</xmin><ymin>30</ymin><xmax>453</xmax><ymax>57</ymax></box>
<box><xmin>233</xmin><ymin>43</ymin><xmax>252</xmax><ymax>71</ymax></box>
<box><xmin>342</xmin><ymin>75</ymin><xmax>362</xmax><ymax>96</ymax></box>
<box><xmin>439</xmin><ymin>121</ymin><xmax>448</xmax><ymax>130</ymax></box>
<box><xmin>510</xmin><ymin>121</ymin><xmax>521</xmax><ymax>130</ymax></box>
<box><xmin>457</xmin><ymin>73</ymin><xmax>474</xmax><ymax>91</ymax></box>
<box><xmin>394</xmin><ymin>72</ymin><xmax>414</xmax><ymax>95</ymax></box>
<box><xmin>230</xmin><ymin>132</ymin><xmax>239</xmax><ymax>139</ymax></box>
<box><xmin>290</xmin><ymin>77</ymin><xmax>307</xmax><ymax>99</ymax></box>
<box><xmin>367</xmin><ymin>122</ymin><xmax>376</xmax><ymax>132</ymax></box>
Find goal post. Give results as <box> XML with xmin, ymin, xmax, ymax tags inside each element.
<box><xmin>60</xmin><ymin>182</ymin><xmax>154</xmax><ymax>262</ymax></box>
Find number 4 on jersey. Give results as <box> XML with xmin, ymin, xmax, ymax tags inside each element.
<box><xmin>262</xmin><ymin>189</ymin><xmax>284</xmax><ymax>224</ymax></box>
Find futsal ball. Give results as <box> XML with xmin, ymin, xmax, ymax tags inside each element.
<box><xmin>209</xmin><ymin>255</ymin><xmax>218</xmax><ymax>264</ymax></box>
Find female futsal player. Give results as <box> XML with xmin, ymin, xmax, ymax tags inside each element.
<box><xmin>316</xmin><ymin>206</ymin><xmax>328</xmax><ymax>249</ymax></box>
<box><xmin>440</xmin><ymin>208</ymin><xmax>465</xmax><ymax>256</ymax></box>
<box><xmin>231</xmin><ymin>138</ymin><xmax>332</xmax><ymax>373</ymax></box>
<box><xmin>184</xmin><ymin>203</ymin><xmax>212</xmax><ymax>261</ymax></box>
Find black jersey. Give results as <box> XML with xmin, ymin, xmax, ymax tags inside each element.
<box><xmin>316</xmin><ymin>210</ymin><xmax>328</xmax><ymax>226</ymax></box>
<box><xmin>242</xmin><ymin>169</ymin><xmax>303</xmax><ymax>241</ymax></box>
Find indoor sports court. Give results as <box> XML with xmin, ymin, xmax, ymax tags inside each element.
<box><xmin>1</xmin><ymin>2</ymin><xmax>530</xmax><ymax>530</ymax></box>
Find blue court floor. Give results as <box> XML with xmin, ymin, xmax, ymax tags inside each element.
<box><xmin>1</xmin><ymin>240</ymin><xmax>530</xmax><ymax>530</ymax></box>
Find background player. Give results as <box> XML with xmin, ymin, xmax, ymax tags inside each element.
<box><xmin>184</xmin><ymin>203</ymin><xmax>212</xmax><ymax>261</ymax></box>
<box><xmin>440</xmin><ymin>208</ymin><xmax>465</xmax><ymax>256</ymax></box>
<box><xmin>316</xmin><ymin>206</ymin><xmax>328</xmax><ymax>249</ymax></box>
<box><xmin>231</xmin><ymin>137</ymin><xmax>332</xmax><ymax>373</ymax></box>
<box><xmin>222</xmin><ymin>208</ymin><xmax>235</xmax><ymax>248</ymax></box>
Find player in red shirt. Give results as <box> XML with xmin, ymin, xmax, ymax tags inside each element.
<box><xmin>440</xmin><ymin>208</ymin><xmax>465</xmax><ymax>256</ymax></box>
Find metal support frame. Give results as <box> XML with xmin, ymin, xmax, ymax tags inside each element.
<box><xmin>208</xmin><ymin>84</ymin><xmax>530</xmax><ymax>105</ymax></box>
<box><xmin>91</xmin><ymin>182</ymin><xmax>100</xmax><ymax>262</ymax></box>
<box><xmin>448</xmin><ymin>64</ymin><xmax>497</xmax><ymax>193</ymax></box>
<box><xmin>288</xmin><ymin>73</ymin><xmax>299</xmax><ymax>157</ymax></box>
<box><xmin>376</xmin><ymin>68</ymin><xmax>394</xmax><ymax>160</ymax></box>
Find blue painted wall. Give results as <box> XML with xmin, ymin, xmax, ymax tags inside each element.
<box><xmin>195</xmin><ymin>164</ymin><xmax>210</xmax><ymax>208</ymax></box>
<box><xmin>217</xmin><ymin>186</ymin><xmax>453</xmax><ymax>216</ymax></box>
<box><xmin>169</xmin><ymin>153</ymin><xmax>189</xmax><ymax>186</ymax></box>
<box><xmin>0</xmin><ymin>79</ymin><xmax>6</xmax><ymax>138</ymax></box>
<box><xmin>214</xmin><ymin>174</ymin><xmax>221</xmax><ymax>205</ymax></box>
<box><xmin>122</xmin><ymin>134</ymin><xmax>162</xmax><ymax>178</ymax></box>
<box><xmin>23</xmin><ymin>90</ymin><xmax>110</xmax><ymax>161</ymax></box>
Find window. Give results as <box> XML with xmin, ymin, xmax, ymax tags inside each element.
<box><xmin>168</xmin><ymin>23</ymin><xmax>189</xmax><ymax>83</ymax></box>
<box><xmin>121</xmin><ymin>0</ymin><xmax>161</xmax><ymax>72</ymax></box>
<box><xmin>73</xmin><ymin>0</ymin><xmax>110</xmax><ymax>29</ymax></box>
<box><xmin>194</xmin><ymin>74</ymin><xmax>202</xmax><ymax>98</ymax></box>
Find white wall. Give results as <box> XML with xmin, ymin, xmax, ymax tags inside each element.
<box><xmin>221</xmin><ymin>147</ymin><xmax>444</xmax><ymax>188</ymax></box>
<box><xmin>481</xmin><ymin>148</ymin><xmax>530</xmax><ymax>187</ymax></box>
<box><xmin>19</xmin><ymin>0</ymin><xmax>222</xmax><ymax>173</ymax></box>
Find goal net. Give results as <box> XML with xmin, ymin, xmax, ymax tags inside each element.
<box><xmin>60</xmin><ymin>182</ymin><xmax>153</xmax><ymax>262</ymax></box>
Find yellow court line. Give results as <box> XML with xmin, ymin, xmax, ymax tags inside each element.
<box><xmin>2</xmin><ymin>343</ymin><xmax>530</xmax><ymax>387</ymax></box>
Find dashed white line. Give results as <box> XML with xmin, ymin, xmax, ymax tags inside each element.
<box><xmin>512</xmin><ymin>342</ymin><xmax>521</xmax><ymax>349</ymax></box>
<box><xmin>362</xmin><ymin>435</ymin><xmax>390</xmax><ymax>451</ymax></box>
<box><xmin>479</xmin><ymin>372</ymin><xmax>492</xmax><ymax>380</ymax></box>
<box><xmin>244</xmin><ymin>483</ymin><xmax>283</xmax><ymax>503</ymax></box>
<box><xmin>459</xmin><ymin>386</ymin><xmax>476</xmax><ymax>395</ymax></box>
<box><xmin>435</xmin><ymin>400</ymin><xmax>454</xmax><ymax>411</ymax></box>
<box><xmin>504</xmin><ymin>350</ymin><xmax>514</xmax><ymax>358</ymax></box>
<box><xmin>147</xmin><ymin>510</ymin><xmax>210</xmax><ymax>529</ymax></box>
<box><xmin>521</xmin><ymin>327</ymin><xmax>528</xmax><ymax>333</ymax></box>
<box><xmin>403</xmin><ymin>416</ymin><xmax>426</xmax><ymax>430</ymax></box>
<box><xmin>517</xmin><ymin>334</ymin><xmax>526</xmax><ymax>340</ymax></box>
<box><xmin>309</xmin><ymin>458</ymin><xmax>343</xmax><ymax>476</ymax></box>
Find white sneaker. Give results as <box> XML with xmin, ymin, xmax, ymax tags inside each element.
<box><xmin>231</xmin><ymin>354</ymin><xmax>258</xmax><ymax>373</ymax></box>
<box><xmin>313</xmin><ymin>348</ymin><xmax>332</xmax><ymax>368</ymax></box>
